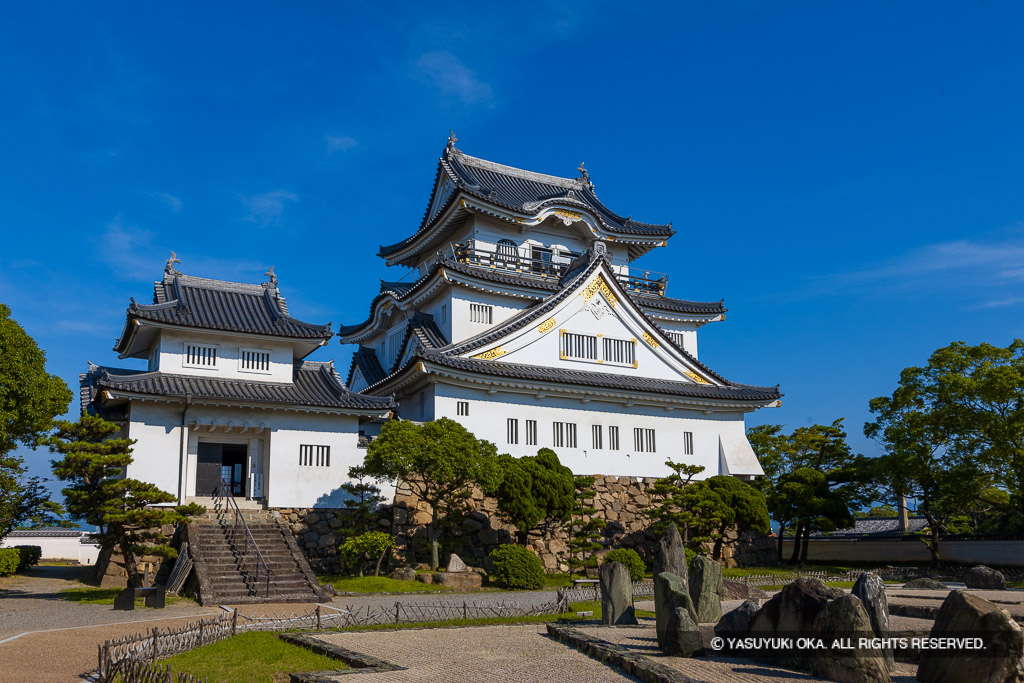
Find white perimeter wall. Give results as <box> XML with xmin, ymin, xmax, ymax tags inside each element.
<box><xmin>1</xmin><ymin>535</ymin><xmax>100</xmax><ymax>564</ymax></box>
<box><xmin>430</xmin><ymin>383</ymin><xmax>750</xmax><ymax>479</ymax></box>
<box><xmin>126</xmin><ymin>401</ymin><xmax>393</xmax><ymax>509</ymax></box>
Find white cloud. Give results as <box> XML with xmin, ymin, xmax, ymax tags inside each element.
<box><xmin>97</xmin><ymin>215</ymin><xmax>159</xmax><ymax>279</ymax></box>
<box><xmin>973</xmin><ymin>297</ymin><xmax>1024</xmax><ymax>310</ymax></box>
<box><xmin>414</xmin><ymin>50</ymin><xmax>493</xmax><ymax>105</ymax></box>
<box><xmin>241</xmin><ymin>190</ymin><xmax>298</xmax><ymax>226</ymax></box>
<box><xmin>148</xmin><ymin>192</ymin><xmax>182</xmax><ymax>212</ymax></box>
<box><xmin>326</xmin><ymin>135</ymin><xmax>358</xmax><ymax>154</ymax></box>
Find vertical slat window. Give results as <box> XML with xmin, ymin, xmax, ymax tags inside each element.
<box><xmin>566</xmin><ymin>423</ymin><xmax>577</xmax><ymax>448</ymax></box>
<box><xmin>591</xmin><ymin>425</ymin><xmax>602</xmax><ymax>450</ymax></box>
<box><xmin>603</xmin><ymin>337</ymin><xmax>636</xmax><ymax>366</ymax></box>
<box><xmin>608</xmin><ymin>426</ymin><xmax>619</xmax><ymax>451</ymax></box>
<box><xmin>553</xmin><ymin>422</ymin><xmax>565</xmax><ymax>448</ymax></box>
<box><xmin>634</xmin><ymin>428</ymin><xmax>656</xmax><ymax>453</ymax></box>
<box><xmin>240</xmin><ymin>348</ymin><xmax>271</xmax><ymax>373</ymax></box>
<box><xmin>456</xmin><ymin>401</ymin><xmax>469</xmax><ymax>416</ymax></box>
<box><xmin>299</xmin><ymin>445</ymin><xmax>330</xmax><ymax>467</ymax></box>
<box><xmin>646</xmin><ymin>429</ymin><xmax>656</xmax><ymax>453</ymax></box>
<box><xmin>561</xmin><ymin>332</ymin><xmax>598</xmax><ymax>361</ymax></box>
<box><xmin>184</xmin><ymin>343</ymin><xmax>218</xmax><ymax>369</ymax></box>
<box><xmin>668</xmin><ymin>331</ymin><xmax>686</xmax><ymax>348</ymax></box>
<box><xmin>470</xmin><ymin>303</ymin><xmax>493</xmax><ymax>324</ymax></box>
<box><xmin>526</xmin><ymin>420</ymin><xmax>537</xmax><ymax>446</ymax></box>
<box><xmin>684</xmin><ymin>431</ymin><xmax>694</xmax><ymax>455</ymax></box>
<box><xmin>507</xmin><ymin>418</ymin><xmax>519</xmax><ymax>445</ymax></box>
<box><xmin>634</xmin><ymin>428</ymin><xmax>644</xmax><ymax>452</ymax></box>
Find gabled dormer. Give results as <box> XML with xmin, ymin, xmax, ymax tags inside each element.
<box><xmin>114</xmin><ymin>254</ymin><xmax>333</xmax><ymax>383</ymax></box>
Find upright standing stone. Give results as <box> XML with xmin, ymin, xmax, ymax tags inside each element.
<box><xmin>852</xmin><ymin>573</ymin><xmax>894</xmax><ymax>673</ymax></box>
<box><xmin>654</xmin><ymin>522</ymin><xmax>688</xmax><ymax>585</ymax></box>
<box><xmin>599</xmin><ymin>561</ymin><xmax>638</xmax><ymax>625</ymax></box>
<box><xmin>811</xmin><ymin>595</ymin><xmax>890</xmax><ymax>683</ymax></box>
<box><xmin>664</xmin><ymin>607</ymin><xmax>703</xmax><ymax>657</ymax></box>
<box><xmin>445</xmin><ymin>553</ymin><xmax>468</xmax><ymax>573</ymax></box>
<box><xmin>918</xmin><ymin>590</ymin><xmax>1024</xmax><ymax>683</ymax></box>
<box><xmin>963</xmin><ymin>565</ymin><xmax>1007</xmax><ymax>590</ymax></box>
<box><xmin>689</xmin><ymin>556</ymin><xmax>723</xmax><ymax>623</ymax></box>
<box><xmin>655</xmin><ymin>572</ymin><xmax>698</xmax><ymax>648</ymax></box>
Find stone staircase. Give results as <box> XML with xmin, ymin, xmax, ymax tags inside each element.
<box><xmin>189</xmin><ymin>512</ymin><xmax>330</xmax><ymax>605</ymax></box>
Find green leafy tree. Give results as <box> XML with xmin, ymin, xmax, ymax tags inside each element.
<box><xmin>651</xmin><ymin>460</ymin><xmax>708</xmax><ymax>547</ymax></box>
<box><xmin>48</xmin><ymin>415</ymin><xmax>203</xmax><ymax>586</ymax></box>
<box><xmin>493</xmin><ymin>448</ymin><xmax>574</xmax><ymax>545</ymax></box>
<box><xmin>362</xmin><ymin>418</ymin><xmax>500</xmax><ymax>570</ymax></box>
<box><xmin>341</xmin><ymin>465</ymin><xmax>385</xmax><ymax>535</ymax></box>
<box><xmin>338</xmin><ymin>530</ymin><xmax>394</xmax><ymax>577</ymax></box>
<box><xmin>568</xmin><ymin>475</ymin><xmax>605</xmax><ymax>576</ymax></box>
<box><xmin>770</xmin><ymin>467</ymin><xmax>855</xmax><ymax>566</ymax></box>
<box><xmin>0</xmin><ymin>304</ymin><xmax>73</xmax><ymax>541</ymax></box>
<box><xmin>854</xmin><ymin>504</ymin><xmax>898</xmax><ymax>519</ymax></box>
<box><xmin>704</xmin><ymin>475</ymin><xmax>771</xmax><ymax>560</ymax></box>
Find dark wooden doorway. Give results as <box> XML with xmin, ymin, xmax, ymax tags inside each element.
<box><xmin>196</xmin><ymin>443</ymin><xmax>248</xmax><ymax>497</ymax></box>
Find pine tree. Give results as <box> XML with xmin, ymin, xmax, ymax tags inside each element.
<box><xmin>568</xmin><ymin>475</ymin><xmax>605</xmax><ymax>577</ymax></box>
<box><xmin>49</xmin><ymin>415</ymin><xmax>203</xmax><ymax>586</ymax></box>
<box><xmin>341</xmin><ymin>465</ymin><xmax>385</xmax><ymax>535</ymax></box>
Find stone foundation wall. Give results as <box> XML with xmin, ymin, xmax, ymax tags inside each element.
<box><xmin>269</xmin><ymin>507</ymin><xmax>392</xmax><ymax>575</ymax></box>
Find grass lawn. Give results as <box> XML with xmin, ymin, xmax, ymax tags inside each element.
<box><xmin>722</xmin><ymin>565</ymin><xmax>856</xmax><ymax>577</ymax></box>
<box><xmin>58</xmin><ymin>586</ymin><xmax>187</xmax><ymax>607</ymax></box>
<box><xmin>1007</xmin><ymin>580</ymin><xmax>1024</xmax><ymax>589</ymax></box>
<box><xmin>161</xmin><ymin>632</ymin><xmax>345</xmax><ymax>683</ymax></box>
<box><xmin>321</xmin><ymin>575</ymin><xmax>457</xmax><ymax>593</ymax></box>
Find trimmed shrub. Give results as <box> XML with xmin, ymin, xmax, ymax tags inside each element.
<box><xmin>685</xmin><ymin>547</ymin><xmax>697</xmax><ymax>567</ymax></box>
<box><xmin>0</xmin><ymin>548</ymin><xmax>20</xmax><ymax>576</ymax></box>
<box><xmin>603</xmin><ymin>548</ymin><xmax>646</xmax><ymax>581</ymax></box>
<box><xmin>15</xmin><ymin>545</ymin><xmax>42</xmax><ymax>570</ymax></box>
<box><xmin>488</xmin><ymin>544</ymin><xmax>544</xmax><ymax>590</ymax></box>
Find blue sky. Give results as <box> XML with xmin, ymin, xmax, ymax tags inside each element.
<box><xmin>2</xmin><ymin>2</ymin><xmax>1023</xmax><ymax>494</ymax></box>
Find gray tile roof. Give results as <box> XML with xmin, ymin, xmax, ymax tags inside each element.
<box><xmin>378</xmin><ymin>141</ymin><xmax>674</xmax><ymax>261</ymax></box>
<box><xmin>347</xmin><ymin>346</ymin><xmax>386</xmax><ymax>387</ymax></box>
<box><xmin>337</xmin><ymin>253</ymin><xmax>723</xmax><ymax>338</ymax></box>
<box><xmin>807</xmin><ymin>517</ymin><xmax>931</xmax><ymax>538</ymax></box>
<box><xmin>85</xmin><ymin>361</ymin><xmax>394</xmax><ymax>412</ymax></box>
<box><xmin>114</xmin><ymin>270</ymin><xmax>332</xmax><ymax>353</ymax></box>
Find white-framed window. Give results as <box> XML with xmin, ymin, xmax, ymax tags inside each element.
<box><xmin>668</xmin><ymin>331</ymin><xmax>686</xmax><ymax>348</ymax></box>
<box><xmin>456</xmin><ymin>401</ymin><xmax>469</xmax><ymax>416</ymax></box>
<box><xmin>183</xmin><ymin>342</ymin><xmax>218</xmax><ymax>369</ymax></box>
<box><xmin>299</xmin><ymin>444</ymin><xmax>330</xmax><ymax>467</ymax></box>
<box><xmin>553</xmin><ymin>422</ymin><xmax>564</xmax><ymax>448</ymax></box>
<box><xmin>507</xmin><ymin>418</ymin><xmax>518</xmax><ymax>445</ymax></box>
<box><xmin>560</xmin><ymin>332</ymin><xmax>598</xmax><ymax>361</ymax></box>
<box><xmin>560</xmin><ymin>331</ymin><xmax>637</xmax><ymax>367</ymax></box>
<box><xmin>526</xmin><ymin>420</ymin><xmax>537</xmax><ymax>446</ymax></box>
<box><xmin>239</xmin><ymin>348</ymin><xmax>271</xmax><ymax>374</ymax></box>
<box><xmin>469</xmin><ymin>303</ymin><xmax>493</xmax><ymax>324</ymax></box>
<box><xmin>608</xmin><ymin>426</ymin><xmax>620</xmax><ymax>451</ymax></box>
<box><xmin>603</xmin><ymin>337</ymin><xmax>636</xmax><ymax>367</ymax></box>
<box><xmin>634</xmin><ymin>428</ymin><xmax>656</xmax><ymax>453</ymax></box>
<box><xmin>592</xmin><ymin>425</ymin><xmax>603</xmax><ymax>450</ymax></box>
<box><xmin>684</xmin><ymin>431</ymin><xmax>694</xmax><ymax>455</ymax></box>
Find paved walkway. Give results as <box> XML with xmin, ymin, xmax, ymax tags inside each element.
<box><xmin>311</xmin><ymin>624</ymin><xmax>637</xmax><ymax>682</ymax></box>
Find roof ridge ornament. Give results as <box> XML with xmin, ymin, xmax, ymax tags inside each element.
<box><xmin>577</xmin><ymin>161</ymin><xmax>594</xmax><ymax>189</ymax></box>
<box><xmin>263</xmin><ymin>266</ymin><xmax>278</xmax><ymax>289</ymax></box>
<box><xmin>447</xmin><ymin>130</ymin><xmax>459</xmax><ymax>152</ymax></box>
<box><xmin>164</xmin><ymin>251</ymin><xmax>181</xmax><ymax>276</ymax></box>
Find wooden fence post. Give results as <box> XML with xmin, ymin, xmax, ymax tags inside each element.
<box><xmin>231</xmin><ymin>609</ymin><xmax>238</xmax><ymax>636</ymax></box>
<box><xmin>463</xmin><ymin>601</ymin><xmax>467</xmax><ymax>620</ymax></box>
<box><xmin>199</xmin><ymin>619</ymin><xmax>205</xmax><ymax>646</ymax></box>
<box><xmin>166</xmin><ymin>663</ymin><xmax>172</xmax><ymax>683</ymax></box>
<box><xmin>316</xmin><ymin>605</ymin><xmax>322</xmax><ymax>630</ymax></box>
<box><xmin>395</xmin><ymin>602</ymin><xmax>400</xmax><ymax>623</ymax></box>
<box><xmin>152</xmin><ymin>627</ymin><xmax>159</xmax><ymax>664</ymax></box>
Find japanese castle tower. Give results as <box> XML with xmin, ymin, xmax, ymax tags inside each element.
<box><xmin>340</xmin><ymin>135</ymin><xmax>781</xmax><ymax>481</ymax></box>
<box><xmin>81</xmin><ymin>259</ymin><xmax>395</xmax><ymax>509</ymax></box>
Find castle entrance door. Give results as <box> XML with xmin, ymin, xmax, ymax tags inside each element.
<box><xmin>196</xmin><ymin>443</ymin><xmax>248</xmax><ymax>497</ymax></box>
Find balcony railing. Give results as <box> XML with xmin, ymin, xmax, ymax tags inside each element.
<box><xmin>450</xmin><ymin>242</ymin><xmax>667</xmax><ymax>296</ymax></box>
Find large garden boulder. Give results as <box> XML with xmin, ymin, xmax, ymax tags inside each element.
<box><xmin>714</xmin><ymin>599</ymin><xmax>760</xmax><ymax>642</ymax></box>
<box><xmin>664</xmin><ymin>607</ymin><xmax>703</xmax><ymax>657</ymax></box>
<box><xmin>721</xmin><ymin>579</ymin><xmax>770</xmax><ymax>603</ymax></box>
<box><xmin>599</xmin><ymin>561</ymin><xmax>637</xmax><ymax>625</ymax></box>
<box><xmin>432</xmin><ymin>571</ymin><xmax>481</xmax><ymax>589</ymax></box>
<box><xmin>810</xmin><ymin>594</ymin><xmax>890</xmax><ymax>683</ymax></box>
<box><xmin>904</xmin><ymin>577</ymin><xmax>947</xmax><ymax>590</ymax></box>
<box><xmin>689</xmin><ymin>556</ymin><xmax>723</xmax><ymax>623</ymax></box>
<box><xmin>445</xmin><ymin>553</ymin><xmax>468</xmax><ymax>573</ymax></box>
<box><xmin>655</xmin><ymin>572</ymin><xmax>698</xmax><ymax>648</ymax></box>
<box><xmin>917</xmin><ymin>590</ymin><xmax>1024</xmax><ymax>683</ymax></box>
<box><xmin>964</xmin><ymin>565</ymin><xmax>1007</xmax><ymax>590</ymax></box>
<box><xmin>749</xmin><ymin>577</ymin><xmax>843</xmax><ymax>638</ymax></box>
<box><xmin>852</xmin><ymin>573</ymin><xmax>894</xmax><ymax>673</ymax></box>
<box><xmin>389</xmin><ymin>566</ymin><xmax>417</xmax><ymax>582</ymax></box>
<box><xmin>653</xmin><ymin>523</ymin><xmax>688</xmax><ymax>584</ymax></box>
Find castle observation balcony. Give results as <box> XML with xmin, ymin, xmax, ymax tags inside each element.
<box><xmin>450</xmin><ymin>241</ymin><xmax>667</xmax><ymax>296</ymax></box>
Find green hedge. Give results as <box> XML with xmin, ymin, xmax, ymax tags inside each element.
<box><xmin>0</xmin><ymin>548</ymin><xmax>20</xmax><ymax>576</ymax></box>
<box><xmin>603</xmin><ymin>548</ymin><xmax>646</xmax><ymax>581</ymax></box>
<box><xmin>488</xmin><ymin>544</ymin><xmax>545</xmax><ymax>590</ymax></box>
<box><xmin>15</xmin><ymin>545</ymin><xmax>42</xmax><ymax>569</ymax></box>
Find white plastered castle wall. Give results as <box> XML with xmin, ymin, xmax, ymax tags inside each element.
<box><xmin>154</xmin><ymin>328</ymin><xmax>296</xmax><ymax>383</ymax></box>
<box><xmin>430</xmin><ymin>382</ymin><xmax>750</xmax><ymax>480</ymax></box>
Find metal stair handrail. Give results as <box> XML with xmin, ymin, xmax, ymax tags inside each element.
<box><xmin>214</xmin><ymin>480</ymin><xmax>272</xmax><ymax>598</ymax></box>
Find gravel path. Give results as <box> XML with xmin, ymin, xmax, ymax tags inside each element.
<box><xmin>311</xmin><ymin>624</ymin><xmax>637</xmax><ymax>682</ymax></box>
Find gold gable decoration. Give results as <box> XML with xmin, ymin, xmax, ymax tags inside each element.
<box><xmin>683</xmin><ymin>369</ymin><xmax>711</xmax><ymax>384</ymax></box>
<box><xmin>537</xmin><ymin>318</ymin><xmax>556</xmax><ymax>334</ymax></box>
<box><xmin>641</xmin><ymin>331</ymin><xmax>659</xmax><ymax>349</ymax></box>
<box><xmin>581</xmin><ymin>274</ymin><xmax>617</xmax><ymax>307</ymax></box>
<box><xmin>471</xmin><ymin>346</ymin><xmax>507</xmax><ymax>360</ymax></box>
